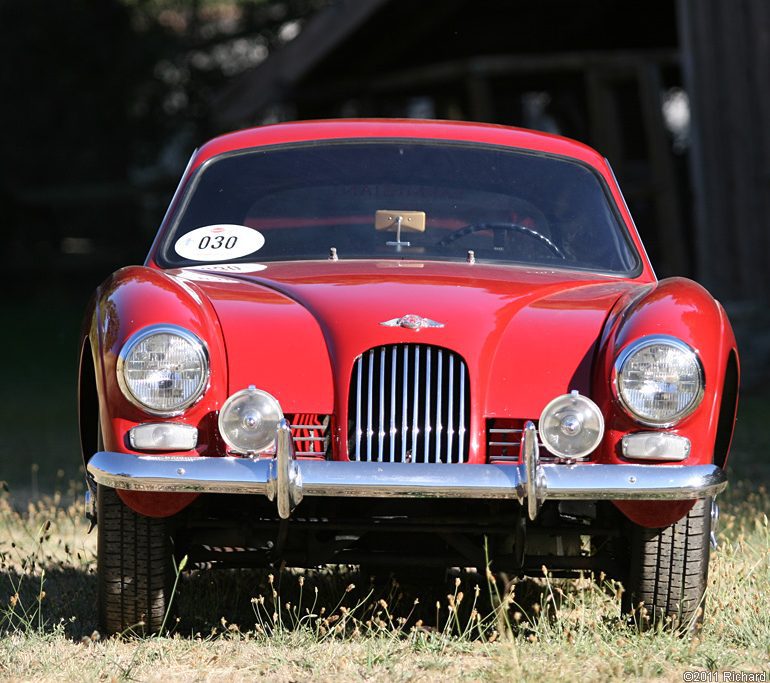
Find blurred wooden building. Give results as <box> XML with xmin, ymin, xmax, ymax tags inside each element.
<box><xmin>211</xmin><ymin>0</ymin><xmax>770</xmax><ymax>305</ymax></box>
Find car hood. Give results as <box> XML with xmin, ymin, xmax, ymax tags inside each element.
<box><xmin>177</xmin><ymin>260</ymin><xmax>647</xmax><ymax>421</ymax></box>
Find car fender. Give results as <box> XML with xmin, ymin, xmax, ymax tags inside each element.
<box><xmin>593</xmin><ymin>277</ymin><xmax>739</xmax><ymax>526</ymax></box>
<box><xmin>84</xmin><ymin>265</ymin><xmax>228</xmax><ymax>516</ymax></box>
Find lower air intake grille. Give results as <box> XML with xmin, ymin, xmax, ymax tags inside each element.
<box><xmin>287</xmin><ymin>414</ymin><xmax>330</xmax><ymax>459</ymax></box>
<box><xmin>348</xmin><ymin>344</ymin><xmax>469</xmax><ymax>463</ymax></box>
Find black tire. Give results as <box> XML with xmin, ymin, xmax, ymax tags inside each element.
<box><xmin>623</xmin><ymin>497</ymin><xmax>711</xmax><ymax>632</ymax></box>
<box><xmin>97</xmin><ymin>485</ymin><xmax>174</xmax><ymax>636</ymax></box>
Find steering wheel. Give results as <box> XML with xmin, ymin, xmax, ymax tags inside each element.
<box><xmin>437</xmin><ymin>222</ymin><xmax>565</xmax><ymax>259</ymax></box>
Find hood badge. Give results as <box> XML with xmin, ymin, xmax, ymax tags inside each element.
<box><xmin>380</xmin><ymin>314</ymin><xmax>445</xmax><ymax>331</ymax></box>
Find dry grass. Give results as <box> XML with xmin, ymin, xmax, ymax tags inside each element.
<box><xmin>0</xmin><ymin>476</ymin><xmax>768</xmax><ymax>682</ymax></box>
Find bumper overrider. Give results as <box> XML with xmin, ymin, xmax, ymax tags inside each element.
<box><xmin>87</xmin><ymin>421</ymin><xmax>727</xmax><ymax>521</ymax></box>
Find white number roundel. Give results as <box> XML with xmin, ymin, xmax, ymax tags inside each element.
<box><xmin>174</xmin><ymin>225</ymin><xmax>265</xmax><ymax>261</ymax></box>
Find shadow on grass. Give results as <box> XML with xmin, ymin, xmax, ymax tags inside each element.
<box><xmin>0</xmin><ymin>566</ymin><xmax>97</xmax><ymax>640</ymax></box>
<box><xmin>170</xmin><ymin>565</ymin><xmax>590</xmax><ymax>640</ymax></box>
<box><xmin>2</xmin><ymin>557</ymin><xmax>578</xmax><ymax>642</ymax></box>
<box><xmin>175</xmin><ymin>565</ymin><xmax>490</xmax><ymax>637</ymax></box>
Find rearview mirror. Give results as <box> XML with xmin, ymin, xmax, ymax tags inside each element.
<box><xmin>375</xmin><ymin>210</ymin><xmax>426</xmax><ymax>249</ymax></box>
<box><xmin>375</xmin><ymin>210</ymin><xmax>426</xmax><ymax>233</ymax></box>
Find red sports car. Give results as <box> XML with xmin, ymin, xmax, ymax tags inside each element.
<box><xmin>80</xmin><ymin>119</ymin><xmax>739</xmax><ymax>635</ymax></box>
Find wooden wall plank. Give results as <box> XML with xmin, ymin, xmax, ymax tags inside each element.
<box><xmin>678</xmin><ymin>0</ymin><xmax>770</xmax><ymax>302</ymax></box>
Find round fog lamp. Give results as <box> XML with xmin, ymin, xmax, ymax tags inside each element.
<box><xmin>218</xmin><ymin>386</ymin><xmax>283</xmax><ymax>454</ymax></box>
<box><xmin>538</xmin><ymin>392</ymin><xmax>604</xmax><ymax>458</ymax></box>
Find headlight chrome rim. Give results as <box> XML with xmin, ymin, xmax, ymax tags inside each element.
<box><xmin>612</xmin><ymin>335</ymin><xmax>704</xmax><ymax>427</ymax></box>
<box><xmin>117</xmin><ymin>324</ymin><xmax>210</xmax><ymax>417</ymax></box>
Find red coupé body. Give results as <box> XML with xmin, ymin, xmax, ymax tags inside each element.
<box><xmin>80</xmin><ymin>120</ymin><xmax>739</xmax><ymax>635</ymax></box>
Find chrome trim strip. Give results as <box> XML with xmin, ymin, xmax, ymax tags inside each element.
<box><xmin>447</xmin><ymin>355</ymin><xmax>454</xmax><ymax>464</ymax></box>
<box><xmin>522</xmin><ymin>421</ymin><xmax>541</xmax><ymax>520</ymax></box>
<box><xmin>605</xmin><ymin>158</ymin><xmax>655</xmax><ymax>279</ymax></box>
<box><xmin>710</xmin><ymin>499</ymin><xmax>719</xmax><ymax>549</ymax></box>
<box><xmin>435</xmin><ymin>349</ymin><xmax>443</xmax><ymax>462</ymax></box>
<box><xmin>378</xmin><ymin>347</ymin><xmax>385</xmax><ymax>461</ymax></box>
<box><xmin>424</xmin><ymin>347</ymin><xmax>431</xmax><ymax>462</ymax></box>
<box><xmin>458</xmin><ymin>363</ymin><xmax>466</xmax><ymax>459</ymax></box>
<box><xmin>146</xmin><ymin>147</ymin><xmax>198</xmax><ymax>266</ymax></box>
<box><xmin>297</xmin><ymin>462</ymin><xmax>523</xmax><ymax>498</ymax></box>
<box><xmin>390</xmin><ymin>345</ymin><xmax>396</xmax><ymax>462</ymax></box>
<box><xmin>88</xmin><ymin>454</ymin><xmax>727</xmax><ymax>502</ymax></box>
<box><xmin>89</xmin><ymin>452</ymin><xmax>273</xmax><ymax>494</ymax></box>
<box><xmin>401</xmin><ymin>345</ymin><xmax>408</xmax><ymax>462</ymax></box>
<box><xmin>355</xmin><ymin>355</ymin><xmax>362</xmax><ymax>461</ymax></box>
<box><xmin>274</xmin><ymin>418</ymin><xmax>302</xmax><ymax>519</ymax></box>
<box><xmin>536</xmin><ymin>464</ymin><xmax>727</xmax><ymax>500</ymax></box>
<box><xmin>412</xmin><ymin>346</ymin><xmax>420</xmax><ymax>461</ymax></box>
<box><xmin>367</xmin><ymin>349</ymin><xmax>374</xmax><ymax>462</ymax></box>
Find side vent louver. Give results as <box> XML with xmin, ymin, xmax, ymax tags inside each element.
<box><xmin>286</xmin><ymin>414</ymin><xmax>330</xmax><ymax>458</ymax></box>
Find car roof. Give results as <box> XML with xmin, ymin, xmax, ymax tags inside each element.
<box><xmin>192</xmin><ymin>119</ymin><xmax>608</xmax><ymax>171</ymax></box>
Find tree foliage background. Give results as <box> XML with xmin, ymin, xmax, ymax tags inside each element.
<box><xmin>0</xmin><ymin>0</ymin><xmax>329</xmax><ymax>284</ymax></box>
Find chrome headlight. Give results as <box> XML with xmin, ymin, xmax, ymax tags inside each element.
<box><xmin>218</xmin><ymin>386</ymin><xmax>283</xmax><ymax>455</ymax></box>
<box><xmin>117</xmin><ymin>325</ymin><xmax>209</xmax><ymax>415</ymax></box>
<box><xmin>614</xmin><ymin>336</ymin><xmax>704</xmax><ymax>426</ymax></box>
<box><xmin>538</xmin><ymin>391</ymin><xmax>604</xmax><ymax>458</ymax></box>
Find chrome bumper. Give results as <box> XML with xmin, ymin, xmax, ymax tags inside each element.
<box><xmin>87</xmin><ymin>421</ymin><xmax>727</xmax><ymax>520</ymax></box>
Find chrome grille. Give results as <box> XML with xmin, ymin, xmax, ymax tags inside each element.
<box><xmin>348</xmin><ymin>344</ymin><xmax>469</xmax><ymax>463</ymax></box>
<box><xmin>487</xmin><ymin>418</ymin><xmax>562</xmax><ymax>463</ymax></box>
<box><xmin>487</xmin><ymin>419</ymin><xmax>526</xmax><ymax>462</ymax></box>
<box><xmin>287</xmin><ymin>414</ymin><xmax>330</xmax><ymax>458</ymax></box>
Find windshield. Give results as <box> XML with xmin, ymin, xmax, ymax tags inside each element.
<box><xmin>159</xmin><ymin>141</ymin><xmax>640</xmax><ymax>274</ymax></box>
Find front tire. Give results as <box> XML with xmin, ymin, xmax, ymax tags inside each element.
<box><xmin>97</xmin><ymin>485</ymin><xmax>174</xmax><ymax>636</ymax></box>
<box><xmin>623</xmin><ymin>497</ymin><xmax>712</xmax><ymax>632</ymax></box>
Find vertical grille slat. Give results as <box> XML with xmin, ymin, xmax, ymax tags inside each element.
<box><xmin>355</xmin><ymin>356</ymin><xmax>362</xmax><ymax>461</ymax></box>
<box><xmin>459</xmin><ymin>363</ymin><xmax>466</xmax><ymax>460</ymax></box>
<box><xmin>435</xmin><ymin>349</ymin><xmax>443</xmax><ymax>462</ymax></box>
<box><xmin>367</xmin><ymin>349</ymin><xmax>374</xmax><ymax>462</ymax></box>
<box><xmin>412</xmin><ymin>346</ymin><xmax>420</xmax><ymax>461</ymax></box>
<box><xmin>389</xmin><ymin>345</ymin><xmax>397</xmax><ymax>463</ymax></box>
<box><xmin>378</xmin><ymin>347</ymin><xmax>385</xmax><ymax>461</ymax></box>
<box><xmin>447</xmin><ymin>356</ymin><xmax>455</xmax><ymax>463</ymax></box>
<box><xmin>401</xmin><ymin>345</ymin><xmax>408</xmax><ymax>462</ymax></box>
<box><xmin>423</xmin><ymin>347</ymin><xmax>431</xmax><ymax>463</ymax></box>
<box><xmin>348</xmin><ymin>344</ymin><xmax>469</xmax><ymax>464</ymax></box>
